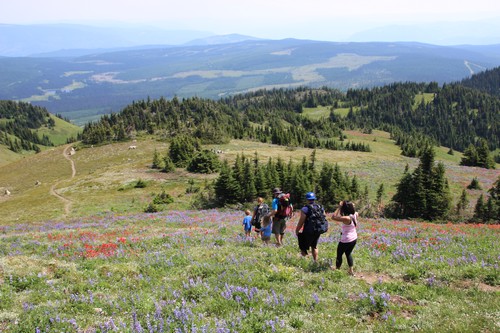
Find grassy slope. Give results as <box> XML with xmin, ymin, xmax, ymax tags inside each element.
<box><xmin>0</xmin><ymin>130</ymin><xmax>498</xmax><ymax>332</ymax></box>
<box><xmin>0</xmin><ymin>210</ymin><xmax>498</xmax><ymax>332</ymax></box>
<box><xmin>0</xmin><ymin>114</ymin><xmax>81</xmax><ymax>167</ymax></box>
<box><xmin>0</xmin><ymin>129</ymin><xmax>498</xmax><ymax>225</ymax></box>
<box><xmin>36</xmin><ymin>115</ymin><xmax>82</xmax><ymax>146</ymax></box>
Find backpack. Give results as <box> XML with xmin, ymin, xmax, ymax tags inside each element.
<box><xmin>253</xmin><ymin>203</ymin><xmax>270</xmax><ymax>226</ymax></box>
<box><xmin>276</xmin><ymin>193</ymin><xmax>293</xmax><ymax>218</ymax></box>
<box><xmin>306</xmin><ymin>204</ymin><xmax>329</xmax><ymax>234</ymax></box>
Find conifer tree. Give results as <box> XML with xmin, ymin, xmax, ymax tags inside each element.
<box><xmin>461</xmin><ymin>144</ymin><xmax>478</xmax><ymax>166</ymax></box>
<box><xmin>152</xmin><ymin>149</ymin><xmax>164</xmax><ymax>169</ymax></box>
<box><xmin>467</xmin><ymin>177</ymin><xmax>482</xmax><ymax>190</ymax></box>
<box><xmin>266</xmin><ymin>157</ymin><xmax>280</xmax><ymax>192</ymax></box>
<box><xmin>476</xmin><ymin>138</ymin><xmax>495</xmax><ymax>169</ymax></box>
<box><xmin>456</xmin><ymin>189</ymin><xmax>469</xmax><ymax>215</ymax></box>
<box><xmin>426</xmin><ymin>162</ymin><xmax>451</xmax><ymax>220</ymax></box>
<box><xmin>376</xmin><ymin>183</ymin><xmax>385</xmax><ymax>206</ymax></box>
<box><xmin>214</xmin><ymin>161</ymin><xmax>240</xmax><ymax>205</ymax></box>
<box><xmin>242</xmin><ymin>159</ymin><xmax>257</xmax><ymax>201</ymax></box>
<box><xmin>162</xmin><ymin>156</ymin><xmax>176</xmax><ymax>173</ymax></box>
<box><xmin>254</xmin><ymin>163</ymin><xmax>268</xmax><ymax>198</ymax></box>
<box><xmin>473</xmin><ymin>194</ymin><xmax>485</xmax><ymax>221</ymax></box>
<box><xmin>390</xmin><ymin>146</ymin><xmax>451</xmax><ymax>220</ymax></box>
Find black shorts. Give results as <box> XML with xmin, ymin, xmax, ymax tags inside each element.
<box><xmin>298</xmin><ymin>232</ymin><xmax>321</xmax><ymax>253</ymax></box>
<box><xmin>254</xmin><ymin>221</ymin><xmax>261</xmax><ymax>231</ymax></box>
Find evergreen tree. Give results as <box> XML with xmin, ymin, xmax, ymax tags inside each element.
<box><xmin>152</xmin><ymin>149</ymin><xmax>164</xmax><ymax>169</ymax></box>
<box><xmin>390</xmin><ymin>146</ymin><xmax>451</xmax><ymax>220</ymax></box>
<box><xmin>162</xmin><ymin>156</ymin><xmax>176</xmax><ymax>173</ymax></box>
<box><xmin>214</xmin><ymin>161</ymin><xmax>240</xmax><ymax>205</ymax></box>
<box><xmin>467</xmin><ymin>177</ymin><xmax>482</xmax><ymax>190</ymax></box>
<box><xmin>484</xmin><ymin>196</ymin><xmax>495</xmax><ymax>222</ymax></box>
<box><xmin>242</xmin><ymin>159</ymin><xmax>257</xmax><ymax>201</ymax></box>
<box><xmin>376</xmin><ymin>183</ymin><xmax>385</xmax><ymax>206</ymax></box>
<box><xmin>254</xmin><ymin>163</ymin><xmax>269</xmax><ymax>198</ymax></box>
<box><xmin>473</xmin><ymin>194</ymin><xmax>485</xmax><ymax>221</ymax></box>
<box><xmin>456</xmin><ymin>188</ymin><xmax>468</xmax><ymax>215</ymax></box>
<box><xmin>426</xmin><ymin>162</ymin><xmax>451</xmax><ymax>220</ymax></box>
<box><xmin>169</xmin><ymin>136</ymin><xmax>200</xmax><ymax>168</ymax></box>
<box><xmin>187</xmin><ymin>150</ymin><xmax>221</xmax><ymax>174</ymax></box>
<box><xmin>266</xmin><ymin>157</ymin><xmax>280</xmax><ymax>192</ymax></box>
<box><xmin>476</xmin><ymin>138</ymin><xmax>495</xmax><ymax>169</ymax></box>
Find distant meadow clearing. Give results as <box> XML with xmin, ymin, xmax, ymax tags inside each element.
<box><xmin>0</xmin><ymin>210</ymin><xmax>498</xmax><ymax>332</ymax></box>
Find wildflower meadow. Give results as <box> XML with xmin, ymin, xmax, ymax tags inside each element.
<box><xmin>0</xmin><ymin>210</ymin><xmax>498</xmax><ymax>332</ymax></box>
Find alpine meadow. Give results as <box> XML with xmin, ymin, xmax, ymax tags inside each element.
<box><xmin>0</xmin><ymin>41</ymin><xmax>499</xmax><ymax>332</ymax></box>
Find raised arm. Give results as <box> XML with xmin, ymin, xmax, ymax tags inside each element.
<box><xmin>331</xmin><ymin>201</ymin><xmax>352</xmax><ymax>225</ymax></box>
<box><xmin>295</xmin><ymin>210</ymin><xmax>307</xmax><ymax>235</ymax></box>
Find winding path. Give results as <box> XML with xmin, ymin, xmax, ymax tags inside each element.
<box><xmin>49</xmin><ymin>145</ymin><xmax>76</xmax><ymax>217</ymax></box>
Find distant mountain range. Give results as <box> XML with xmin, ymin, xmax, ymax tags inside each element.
<box><xmin>0</xmin><ymin>23</ymin><xmax>214</xmax><ymax>57</ymax></box>
<box><xmin>1</xmin><ymin>23</ymin><xmax>500</xmax><ymax>124</ymax></box>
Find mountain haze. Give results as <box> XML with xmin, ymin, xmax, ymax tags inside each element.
<box><xmin>0</xmin><ymin>23</ymin><xmax>213</xmax><ymax>57</ymax></box>
<box><xmin>1</xmin><ymin>38</ymin><xmax>500</xmax><ymax>124</ymax></box>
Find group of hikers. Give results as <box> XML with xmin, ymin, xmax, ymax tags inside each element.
<box><xmin>243</xmin><ymin>188</ymin><xmax>359</xmax><ymax>275</ymax></box>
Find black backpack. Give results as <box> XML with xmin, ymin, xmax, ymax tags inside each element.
<box><xmin>253</xmin><ymin>203</ymin><xmax>270</xmax><ymax>226</ymax></box>
<box><xmin>306</xmin><ymin>204</ymin><xmax>329</xmax><ymax>234</ymax></box>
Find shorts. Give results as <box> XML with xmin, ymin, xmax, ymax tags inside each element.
<box><xmin>272</xmin><ymin>218</ymin><xmax>287</xmax><ymax>235</ymax></box>
<box><xmin>244</xmin><ymin>226</ymin><xmax>252</xmax><ymax>232</ymax></box>
<box><xmin>298</xmin><ymin>232</ymin><xmax>321</xmax><ymax>254</ymax></box>
<box><xmin>254</xmin><ymin>221</ymin><xmax>261</xmax><ymax>231</ymax></box>
<box><xmin>261</xmin><ymin>235</ymin><xmax>271</xmax><ymax>241</ymax></box>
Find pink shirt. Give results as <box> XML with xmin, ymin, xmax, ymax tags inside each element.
<box><xmin>340</xmin><ymin>213</ymin><xmax>358</xmax><ymax>243</ymax></box>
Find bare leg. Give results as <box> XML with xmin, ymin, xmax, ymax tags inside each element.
<box><xmin>312</xmin><ymin>248</ymin><xmax>318</xmax><ymax>262</ymax></box>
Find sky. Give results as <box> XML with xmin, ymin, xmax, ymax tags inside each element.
<box><xmin>2</xmin><ymin>0</ymin><xmax>500</xmax><ymax>42</ymax></box>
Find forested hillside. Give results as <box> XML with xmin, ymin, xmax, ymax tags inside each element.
<box><xmin>0</xmin><ymin>101</ymin><xmax>54</xmax><ymax>152</ymax></box>
<box><xmin>345</xmin><ymin>81</ymin><xmax>499</xmax><ymax>152</ymax></box>
<box><xmin>81</xmin><ymin>90</ymin><xmax>370</xmax><ymax>153</ymax></box>
<box><xmin>460</xmin><ymin>66</ymin><xmax>500</xmax><ymax>97</ymax></box>
<box><xmin>0</xmin><ymin>100</ymin><xmax>80</xmax><ymax>154</ymax></box>
<box><xmin>81</xmin><ymin>77</ymin><xmax>499</xmax><ymax>156</ymax></box>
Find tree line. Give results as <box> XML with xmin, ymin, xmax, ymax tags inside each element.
<box><xmin>79</xmin><ymin>71</ymin><xmax>498</xmax><ymax>168</ymax></box>
<box><xmin>80</xmin><ymin>94</ymin><xmax>370</xmax><ymax>152</ymax></box>
<box><xmin>0</xmin><ymin>100</ymin><xmax>54</xmax><ymax>152</ymax></box>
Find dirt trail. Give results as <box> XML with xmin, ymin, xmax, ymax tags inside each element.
<box><xmin>49</xmin><ymin>145</ymin><xmax>76</xmax><ymax>217</ymax></box>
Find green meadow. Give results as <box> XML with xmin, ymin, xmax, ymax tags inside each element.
<box><xmin>0</xmin><ymin>121</ymin><xmax>498</xmax><ymax>332</ymax></box>
<box><xmin>0</xmin><ymin>210</ymin><xmax>498</xmax><ymax>332</ymax></box>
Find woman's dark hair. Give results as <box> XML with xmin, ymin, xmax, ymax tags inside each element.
<box><xmin>341</xmin><ymin>201</ymin><xmax>356</xmax><ymax>216</ymax></box>
<box><xmin>341</xmin><ymin>201</ymin><xmax>357</xmax><ymax>226</ymax></box>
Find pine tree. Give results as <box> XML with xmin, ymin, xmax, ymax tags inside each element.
<box><xmin>162</xmin><ymin>156</ymin><xmax>176</xmax><ymax>173</ymax></box>
<box><xmin>242</xmin><ymin>159</ymin><xmax>257</xmax><ymax>201</ymax></box>
<box><xmin>473</xmin><ymin>194</ymin><xmax>485</xmax><ymax>221</ymax></box>
<box><xmin>456</xmin><ymin>189</ymin><xmax>469</xmax><ymax>215</ymax></box>
<box><xmin>426</xmin><ymin>162</ymin><xmax>451</xmax><ymax>220</ymax></box>
<box><xmin>467</xmin><ymin>177</ymin><xmax>482</xmax><ymax>190</ymax></box>
<box><xmin>254</xmin><ymin>163</ymin><xmax>268</xmax><ymax>198</ymax></box>
<box><xmin>152</xmin><ymin>149</ymin><xmax>164</xmax><ymax>169</ymax></box>
<box><xmin>476</xmin><ymin>138</ymin><xmax>495</xmax><ymax>169</ymax></box>
<box><xmin>460</xmin><ymin>144</ymin><xmax>478</xmax><ymax>166</ymax></box>
<box><xmin>214</xmin><ymin>161</ymin><xmax>240</xmax><ymax>205</ymax></box>
<box><xmin>376</xmin><ymin>184</ymin><xmax>385</xmax><ymax>206</ymax></box>
<box><xmin>391</xmin><ymin>146</ymin><xmax>451</xmax><ymax>220</ymax></box>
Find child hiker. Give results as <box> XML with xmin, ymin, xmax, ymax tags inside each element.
<box><xmin>243</xmin><ymin>209</ymin><xmax>253</xmax><ymax>237</ymax></box>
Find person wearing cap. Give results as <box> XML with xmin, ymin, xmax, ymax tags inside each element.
<box><xmin>295</xmin><ymin>192</ymin><xmax>324</xmax><ymax>262</ymax></box>
<box><xmin>270</xmin><ymin>187</ymin><xmax>287</xmax><ymax>246</ymax></box>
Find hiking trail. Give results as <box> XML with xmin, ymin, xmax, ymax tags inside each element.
<box><xmin>49</xmin><ymin>145</ymin><xmax>76</xmax><ymax>218</ymax></box>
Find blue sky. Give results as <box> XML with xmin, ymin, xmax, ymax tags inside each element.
<box><xmin>2</xmin><ymin>0</ymin><xmax>500</xmax><ymax>43</ymax></box>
